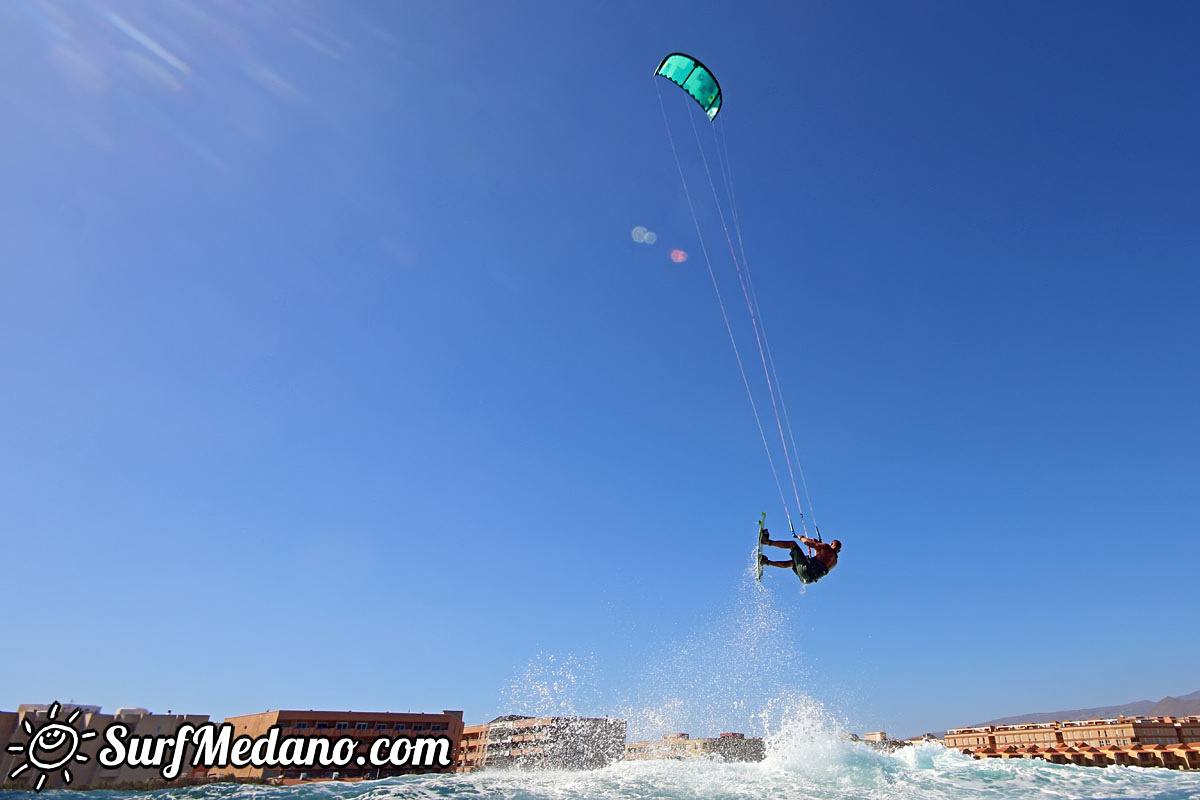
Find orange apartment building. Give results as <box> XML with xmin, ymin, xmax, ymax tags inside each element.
<box><xmin>945</xmin><ymin>715</ymin><xmax>1200</xmax><ymax>769</ymax></box>
<box><xmin>211</xmin><ymin>709</ymin><xmax>464</xmax><ymax>783</ymax></box>
<box><xmin>457</xmin><ymin>724</ymin><xmax>487</xmax><ymax>772</ymax></box>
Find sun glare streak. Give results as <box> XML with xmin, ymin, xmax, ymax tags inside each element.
<box><xmin>105</xmin><ymin>10</ymin><xmax>191</xmax><ymax>74</ymax></box>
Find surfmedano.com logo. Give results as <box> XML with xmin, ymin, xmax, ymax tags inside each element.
<box><xmin>6</xmin><ymin>702</ymin><xmax>99</xmax><ymax>791</ymax></box>
<box><xmin>7</xmin><ymin>702</ymin><xmax>455</xmax><ymax>791</ymax></box>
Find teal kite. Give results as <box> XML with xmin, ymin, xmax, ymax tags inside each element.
<box><xmin>655</xmin><ymin>53</ymin><xmax>721</xmax><ymax>120</ymax></box>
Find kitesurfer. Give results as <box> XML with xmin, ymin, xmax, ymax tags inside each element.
<box><xmin>759</xmin><ymin>529</ymin><xmax>840</xmax><ymax>584</ymax></box>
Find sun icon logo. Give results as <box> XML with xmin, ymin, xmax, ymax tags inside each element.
<box><xmin>6</xmin><ymin>702</ymin><xmax>98</xmax><ymax>791</ymax></box>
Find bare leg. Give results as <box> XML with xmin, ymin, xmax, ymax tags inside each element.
<box><xmin>758</xmin><ymin>529</ymin><xmax>795</xmax><ymax>570</ymax></box>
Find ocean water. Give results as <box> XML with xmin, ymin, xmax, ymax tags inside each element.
<box><xmin>8</xmin><ymin>735</ymin><xmax>1200</xmax><ymax>800</ymax></box>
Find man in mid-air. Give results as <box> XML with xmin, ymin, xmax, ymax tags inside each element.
<box><xmin>760</xmin><ymin>529</ymin><xmax>841</xmax><ymax>584</ymax></box>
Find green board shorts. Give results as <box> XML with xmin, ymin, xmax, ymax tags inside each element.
<box><xmin>790</xmin><ymin>544</ymin><xmax>828</xmax><ymax>585</ymax></box>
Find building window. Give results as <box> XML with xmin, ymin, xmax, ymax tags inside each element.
<box><xmin>336</xmin><ymin>722</ymin><xmax>349</xmax><ymax>730</ymax></box>
<box><xmin>396</xmin><ymin>723</ymin><xmax>408</xmax><ymax>730</ymax></box>
<box><xmin>356</xmin><ymin>723</ymin><xmax>369</xmax><ymax>730</ymax></box>
<box><xmin>376</xmin><ymin>724</ymin><xmax>389</xmax><ymax>730</ymax></box>
<box><xmin>432</xmin><ymin>724</ymin><xmax>447</xmax><ymax>731</ymax></box>
<box><xmin>295</xmin><ymin>722</ymin><xmax>309</xmax><ymax>729</ymax></box>
<box><xmin>316</xmin><ymin>723</ymin><xmax>330</xmax><ymax>729</ymax></box>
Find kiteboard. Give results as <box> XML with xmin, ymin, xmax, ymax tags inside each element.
<box><xmin>755</xmin><ymin>512</ymin><xmax>766</xmax><ymax>581</ymax></box>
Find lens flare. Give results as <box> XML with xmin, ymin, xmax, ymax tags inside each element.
<box><xmin>670</xmin><ymin>249</ymin><xmax>688</xmax><ymax>263</ymax></box>
<box><xmin>632</xmin><ymin>226</ymin><xmax>659</xmax><ymax>245</ymax></box>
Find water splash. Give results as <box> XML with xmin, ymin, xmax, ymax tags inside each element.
<box><xmin>501</xmin><ymin>652</ymin><xmax>601</xmax><ymax>718</ymax></box>
<box><xmin>611</xmin><ymin>572</ymin><xmax>815</xmax><ymax>742</ymax></box>
<box><xmin>493</xmin><ymin>570</ymin><xmax>815</xmax><ymax>742</ymax></box>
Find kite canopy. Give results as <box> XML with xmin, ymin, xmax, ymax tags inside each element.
<box><xmin>655</xmin><ymin>53</ymin><xmax>721</xmax><ymax>120</ymax></box>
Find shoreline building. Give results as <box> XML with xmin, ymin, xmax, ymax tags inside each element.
<box><xmin>211</xmin><ymin>709</ymin><xmax>464</xmax><ymax>783</ymax></box>
<box><xmin>625</xmin><ymin>732</ymin><xmax>765</xmax><ymax>762</ymax></box>
<box><xmin>456</xmin><ymin>715</ymin><xmax>626</xmax><ymax>772</ymax></box>
<box><xmin>0</xmin><ymin>704</ymin><xmax>210</xmax><ymax>791</ymax></box>
<box><xmin>457</xmin><ymin>724</ymin><xmax>488</xmax><ymax>773</ymax></box>
<box><xmin>944</xmin><ymin>715</ymin><xmax>1200</xmax><ymax>770</ymax></box>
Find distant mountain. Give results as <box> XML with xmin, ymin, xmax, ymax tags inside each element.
<box><xmin>972</xmin><ymin>690</ymin><xmax>1200</xmax><ymax>728</ymax></box>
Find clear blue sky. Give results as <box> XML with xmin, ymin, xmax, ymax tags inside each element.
<box><xmin>2</xmin><ymin>1</ymin><xmax>1198</xmax><ymax>739</ymax></box>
